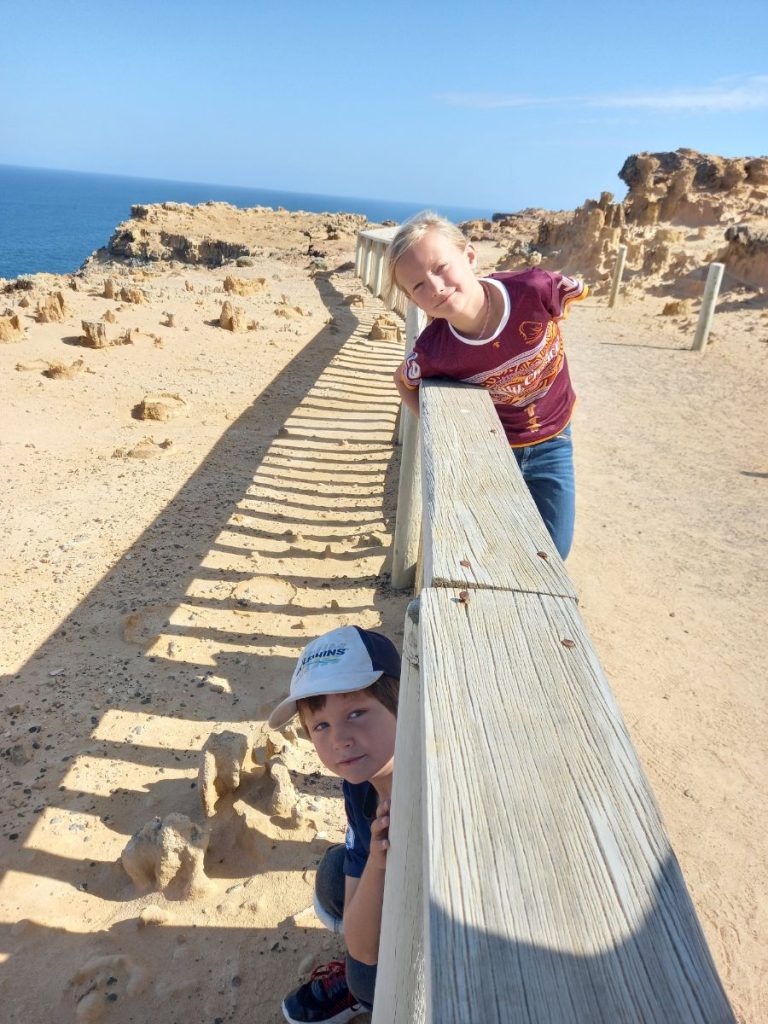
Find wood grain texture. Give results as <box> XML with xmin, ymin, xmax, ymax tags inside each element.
<box><xmin>392</xmin><ymin>303</ymin><xmax>427</xmax><ymax>589</ymax></box>
<box><xmin>372</xmin><ymin>601</ymin><xmax>426</xmax><ymax>1023</ymax></box>
<box><xmin>420</xmin><ymin>380</ymin><xmax>576</xmax><ymax>599</ymax></box>
<box><xmin>419</xmin><ymin>587</ymin><xmax>734</xmax><ymax>1023</ymax></box>
<box><xmin>391</xmin><ymin>404</ymin><xmax>421</xmax><ymax>590</ymax></box>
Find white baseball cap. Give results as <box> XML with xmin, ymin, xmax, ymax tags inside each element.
<box><xmin>268</xmin><ymin>625</ymin><xmax>401</xmax><ymax>730</ymax></box>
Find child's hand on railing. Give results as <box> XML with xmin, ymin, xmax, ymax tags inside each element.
<box><xmin>369</xmin><ymin>798</ymin><xmax>391</xmax><ymax>870</ymax></box>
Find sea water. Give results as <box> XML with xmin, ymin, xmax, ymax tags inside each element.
<box><xmin>0</xmin><ymin>164</ymin><xmax>491</xmax><ymax>280</ymax></box>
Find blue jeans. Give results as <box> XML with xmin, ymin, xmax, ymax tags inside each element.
<box><xmin>513</xmin><ymin>424</ymin><xmax>575</xmax><ymax>560</ymax></box>
<box><xmin>315</xmin><ymin>843</ymin><xmax>377</xmax><ymax>1010</ymax></box>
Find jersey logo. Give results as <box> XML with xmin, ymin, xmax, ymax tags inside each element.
<box><xmin>345</xmin><ymin>825</ymin><xmax>355</xmax><ymax>850</ymax></box>
<box><xmin>404</xmin><ymin>351</ymin><xmax>422</xmax><ymax>384</ymax></box>
<box><xmin>519</xmin><ymin>320</ymin><xmax>545</xmax><ymax>345</ymax></box>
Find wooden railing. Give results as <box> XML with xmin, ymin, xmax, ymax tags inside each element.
<box><xmin>355</xmin><ymin>227</ymin><xmax>408</xmax><ymax>317</ymax></box>
<box><xmin>354</xmin><ymin>231</ymin><xmax>735</xmax><ymax>1023</ymax></box>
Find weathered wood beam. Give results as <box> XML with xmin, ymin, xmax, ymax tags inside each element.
<box><xmin>372</xmin><ymin>600</ymin><xmax>426</xmax><ymax>1023</ymax></box>
<box><xmin>419</xmin><ymin>380</ymin><xmax>576</xmax><ymax>599</ymax></box>
<box><xmin>419</xmin><ymin>586</ymin><xmax>734</xmax><ymax>1024</ymax></box>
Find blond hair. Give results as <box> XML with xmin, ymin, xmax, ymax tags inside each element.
<box><xmin>384</xmin><ymin>210</ymin><xmax>467</xmax><ymax>302</ymax></box>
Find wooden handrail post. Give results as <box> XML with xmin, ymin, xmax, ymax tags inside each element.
<box><xmin>371</xmin><ymin>600</ymin><xmax>425</xmax><ymax>1023</ymax></box>
<box><xmin>373</xmin><ymin>241</ymin><xmax>386</xmax><ymax>298</ymax></box>
<box><xmin>692</xmin><ymin>261</ymin><xmax>725</xmax><ymax>352</ymax></box>
<box><xmin>608</xmin><ymin>243</ymin><xmax>628</xmax><ymax>308</ymax></box>
<box><xmin>392</xmin><ymin>302</ymin><xmax>425</xmax><ymax>589</ymax></box>
<box><xmin>363</xmin><ymin>237</ymin><xmax>374</xmax><ymax>287</ymax></box>
<box><xmin>397</xmin><ymin>302</ymin><xmax>421</xmax><ymax>443</ymax></box>
<box><xmin>391</xmin><ymin>405</ymin><xmax>421</xmax><ymax>590</ymax></box>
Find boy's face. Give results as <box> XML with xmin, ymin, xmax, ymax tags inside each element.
<box><xmin>303</xmin><ymin>690</ymin><xmax>396</xmax><ymax>789</ymax></box>
<box><xmin>395</xmin><ymin>229</ymin><xmax>479</xmax><ymax>321</ymax></box>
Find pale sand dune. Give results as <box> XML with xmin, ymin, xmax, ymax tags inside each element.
<box><xmin>0</xmin><ymin>211</ymin><xmax>766</xmax><ymax>1023</ymax></box>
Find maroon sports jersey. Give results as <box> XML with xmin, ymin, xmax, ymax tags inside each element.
<box><xmin>401</xmin><ymin>269</ymin><xmax>588</xmax><ymax>447</ymax></box>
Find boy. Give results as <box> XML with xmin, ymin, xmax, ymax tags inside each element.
<box><xmin>268</xmin><ymin>625</ymin><xmax>401</xmax><ymax>1023</ymax></box>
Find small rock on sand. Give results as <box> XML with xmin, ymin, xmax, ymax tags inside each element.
<box><xmin>199</xmin><ymin>729</ymin><xmax>250</xmax><ymax>817</ymax></box>
<box><xmin>121</xmin><ymin>813</ymin><xmax>210</xmax><ymax>896</ymax></box>
<box><xmin>368</xmin><ymin>314</ymin><xmax>400</xmax><ymax>341</ymax></box>
<box><xmin>120</xmin><ymin>286</ymin><xmax>148</xmax><ymax>304</ymax></box>
<box><xmin>43</xmin><ymin>358</ymin><xmax>85</xmax><ymax>380</ymax></box>
<box><xmin>223</xmin><ymin>275</ymin><xmax>268</xmax><ymax>296</ymax></box>
<box><xmin>112</xmin><ymin>436</ymin><xmax>174</xmax><ymax>459</ymax></box>
<box><xmin>138</xmin><ymin>904</ymin><xmax>172</xmax><ymax>927</ymax></box>
<box><xmin>133</xmin><ymin>391</ymin><xmax>187</xmax><ymax>421</ymax></box>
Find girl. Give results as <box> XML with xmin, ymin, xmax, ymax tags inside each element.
<box><xmin>388</xmin><ymin>211</ymin><xmax>588</xmax><ymax>560</ymax></box>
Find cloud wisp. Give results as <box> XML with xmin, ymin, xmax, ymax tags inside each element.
<box><xmin>437</xmin><ymin>75</ymin><xmax>768</xmax><ymax>114</ymax></box>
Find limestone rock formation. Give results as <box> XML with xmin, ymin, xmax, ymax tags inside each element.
<box><xmin>112</xmin><ymin>436</ymin><xmax>174</xmax><ymax>459</ymax></box>
<box><xmin>133</xmin><ymin>391</ymin><xmax>187</xmax><ymax>421</ymax></box>
<box><xmin>120</xmin><ymin>286</ymin><xmax>148</xmax><ymax>305</ymax></box>
<box><xmin>618</xmin><ymin>148</ymin><xmax>768</xmax><ymax>228</ymax></box>
<box><xmin>80</xmin><ymin>320</ymin><xmax>110</xmax><ymax>348</ymax></box>
<box><xmin>80</xmin><ymin>320</ymin><xmax>133</xmax><ymax>348</ymax></box>
<box><xmin>120</xmin><ymin>813</ymin><xmax>209</xmax><ymax>896</ymax></box>
<box><xmin>101</xmin><ymin>201</ymin><xmax>366</xmax><ymax>269</ymax></box>
<box><xmin>109</xmin><ymin>206</ymin><xmax>251</xmax><ymax>266</ymax></box>
<box><xmin>527</xmin><ymin>148</ymin><xmax>768</xmax><ymax>292</ymax></box>
<box><xmin>219</xmin><ymin>300</ymin><xmax>247</xmax><ymax>332</ymax></box>
<box><xmin>662</xmin><ymin>300</ymin><xmax>692</xmax><ymax>316</ymax></box>
<box><xmin>274</xmin><ymin>300</ymin><xmax>304</xmax><ymax>320</ymax></box>
<box><xmin>199</xmin><ymin>729</ymin><xmax>250</xmax><ymax>817</ymax></box>
<box><xmin>717</xmin><ymin>224</ymin><xmax>768</xmax><ymax>290</ymax></box>
<box><xmin>368</xmin><ymin>314</ymin><xmax>401</xmax><ymax>341</ymax></box>
<box><xmin>0</xmin><ymin>313</ymin><xmax>25</xmax><ymax>343</ymax></box>
<box><xmin>36</xmin><ymin>290</ymin><xmax>70</xmax><ymax>323</ymax></box>
<box><xmin>43</xmin><ymin>358</ymin><xmax>85</xmax><ymax>379</ymax></box>
<box><xmin>269</xmin><ymin>758</ymin><xmax>299</xmax><ymax>818</ymax></box>
<box><xmin>223</xmin><ymin>275</ymin><xmax>268</xmax><ymax>296</ymax></box>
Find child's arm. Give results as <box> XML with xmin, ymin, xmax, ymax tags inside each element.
<box><xmin>393</xmin><ymin>364</ymin><xmax>420</xmax><ymax>418</ymax></box>
<box><xmin>342</xmin><ymin>798</ymin><xmax>391</xmax><ymax>965</ymax></box>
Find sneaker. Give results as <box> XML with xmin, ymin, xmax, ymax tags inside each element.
<box><xmin>282</xmin><ymin>959</ymin><xmax>361</xmax><ymax>1024</ymax></box>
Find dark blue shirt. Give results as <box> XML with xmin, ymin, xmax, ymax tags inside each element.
<box><xmin>342</xmin><ymin>780</ymin><xmax>378</xmax><ymax>878</ymax></box>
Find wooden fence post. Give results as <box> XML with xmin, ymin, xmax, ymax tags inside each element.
<box><xmin>692</xmin><ymin>262</ymin><xmax>725</xmax><ymax>352</ymax></box>
<box><xmin>397</xmin><ymin>302</ymin><xmax>422</xmax><ymax>444</ymax></box>
<box><xmin>391</xmin><ymin>403</ymin><xmax>421</xmax><ymax>590</ymax></box>
<box><xmin>392</xmin><ymin>302</ymin><xmax>425</xmax><ymax>589</ymax></box>
<box><xmin>373</xmin><ymin>241</ymin><xmax>385</xmax><ymax>298</ymax></box>
<box><xmin>608</xmin><ymin>243</ymin><xmax>628</xmax><ymax>308</ymax></box>
<box><xmin>371</xmin><ymin>600</ymin><xmax>426</xmax><ymax>1024</ymax></box>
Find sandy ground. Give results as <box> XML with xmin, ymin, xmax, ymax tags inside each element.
<box><xmin>1</xmin><ymin>216</ymin><xmax>766</xmax><ymax>1023</ymax></box>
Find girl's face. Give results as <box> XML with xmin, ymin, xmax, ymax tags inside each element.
<box><xmin>394</xmin><ymin>229</ymin><xmax>481</xmax><ymax>323</ymax></box>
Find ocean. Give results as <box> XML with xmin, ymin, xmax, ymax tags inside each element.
<box><xmin>0</xmin><ymin>164</ymin><xmax>492</xmax><ymax>281</ymax></box>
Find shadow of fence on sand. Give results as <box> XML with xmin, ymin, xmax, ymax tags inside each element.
<box><xmin>0</xmin><ymin>270</ymin><xmax>408</xmax><ymax>1023</ymax></box>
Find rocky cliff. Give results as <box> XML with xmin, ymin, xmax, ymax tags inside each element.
<box><xmin>496</xmin><ymin>149</ymin><xmax>768</xmax><ymax>295</ymax></box>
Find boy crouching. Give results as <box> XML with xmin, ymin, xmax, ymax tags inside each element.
<box><xmin>269</xmin><ymin>625</ymin><xmax>400</xmax><ymax>1023</ymax></box>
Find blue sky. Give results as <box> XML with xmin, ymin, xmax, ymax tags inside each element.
<box><xmin>1</xmin><ymin>0</ymin><xmax>766</xmax><ymax>211</ymax></box>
